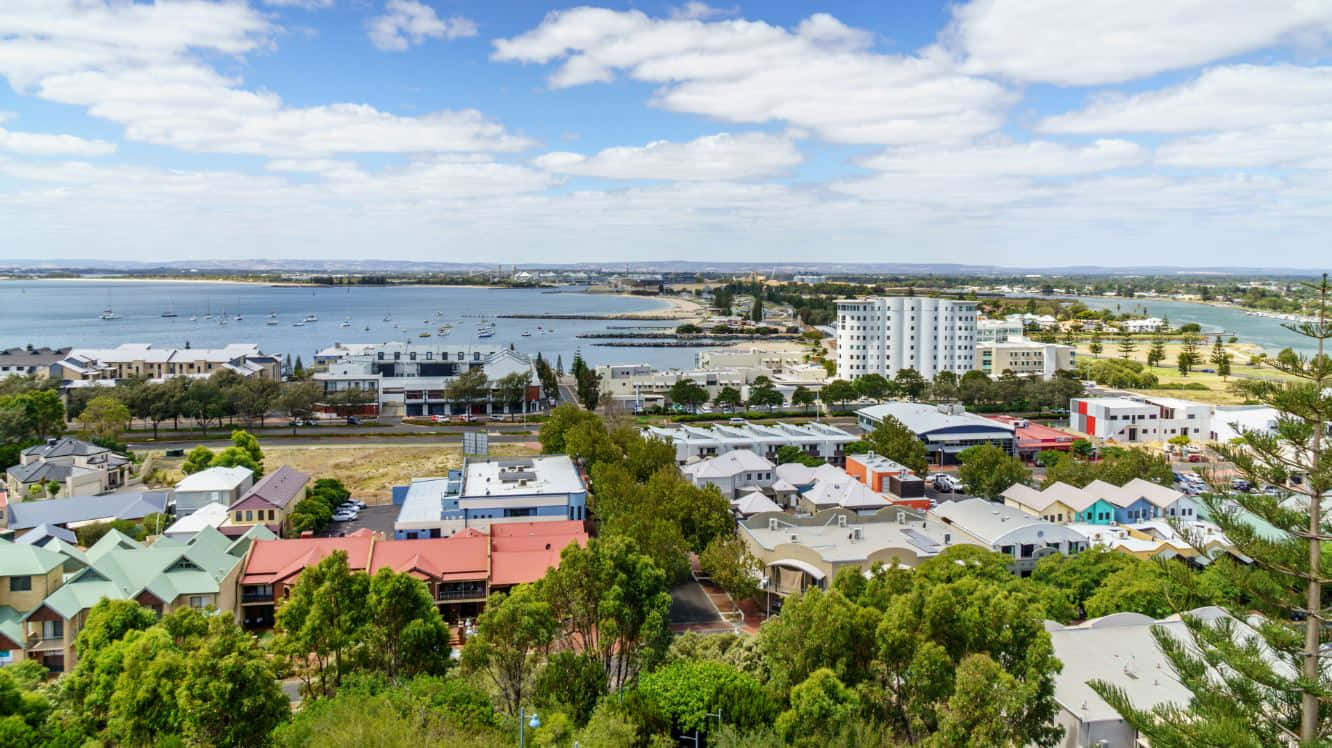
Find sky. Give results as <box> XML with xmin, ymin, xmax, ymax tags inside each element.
<box><xmin>1</xmin><ymin>1</ymin><xmax>1330</xmax><ymax>267</ymax></box>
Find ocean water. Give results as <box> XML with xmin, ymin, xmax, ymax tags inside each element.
<box><xmin>0</xmin><ymin>281</ymin><xmax>699</xmax><ymax>368</ymax></box>
<box><xmin>1073</xmin><ymin>296</ymin><xmax>1320</xmax><ymax>354</ymax></box>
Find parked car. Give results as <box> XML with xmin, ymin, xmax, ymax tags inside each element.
<box><xmin>331</xmin><ymin>510</ymin><xmax>357</xmax><ymax>522</ymax></box>
<box><xmin>729</xmin><ymin>417</ymin><xmax>746</xmax><ymax>424</ymax></box>
<box><xmin>289</xmin><ymin>418</ymin><xmax>317</xmax><ymax>427</ymax></box>
<box><xmin>1187</xmin><ymin>454</ymin><xmax>1208</xmax><ymax>463</ymax></box>
<box><xmin>346</xmin><ymin>415</ymin><xmax>361</xmax><ymax>425</ymax></box>
<box><xmin>929</xmin><ymin>473</ymin><xmax>961</xmax><ymax>492</ymax></box>
<box><xmin>1231</xmin><ymin>478</ymin><xmax>1252</xmax><ymax>492</ymax></box>
<box><xmin>1262</xmin><ymin>485</ymin><xmax>1286</xmax><ymax>496</ymax></box>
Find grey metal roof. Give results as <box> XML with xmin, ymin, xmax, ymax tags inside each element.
<box><xmin>0</xmin><ymin>346</ymin><xmax>70</xmax><ymax>366</ymax></box>
<box><xmin>7</xmin><ymin>490</ymin><xmax>170</xmax><ymax>531</ymax></box>
<box><xmin>856</xmin><ymin>402</ymin><xmax>1015</xmax><ymax>437</ymax></box>
<box><xmin>232</xmin><ymin>465</ymin><xmax>310</xmax><ymax>510</ymax></box>
<box><xmin>15</xmin><ymin>523</ymin><xmax>78</xmax><ymax>546</ymax></box>
<box><xmin>20</xmin><ymin>437</ymin><xmax>111</xmax><ymax>459</ymax></box>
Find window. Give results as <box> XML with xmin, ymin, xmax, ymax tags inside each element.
<box><xmin>42</xmin><ymin>620</ymin><xmax>62</xmax><ymax>640</ymax></box>
<box><xmin>9</xmin><ymin>576</ymin><xmax>31</xmax><ymax>592</ymax></box>
<box><xmin>188</xmin><ymin>595</ymin><xmax>213</xmax><ymax>609</ymax></box>
<box><xmin>245</xmin><ymin>510</ymin><xmax>253</xmax><ymax>521</ymax></box>
<box><xmin>234</xmin><ymin>511</ymin><xmax>244</xmax><ymax>522</ymax></box>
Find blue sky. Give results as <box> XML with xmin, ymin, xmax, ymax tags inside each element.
<box><xmin>1</xmin><ymin>1</ymin><xmax>1330</xmax><ymax>267</ymax></box>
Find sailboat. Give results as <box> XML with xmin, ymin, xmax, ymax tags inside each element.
<box><xmin>161</xmin><ymin>300</ymin><xmax>178</xmax><ymax>318</ymax></box>
<box><xmin>99</xmin><ymin>291</ymin><xmax>120</xmax><ymax>320</ymax></box>
<box><xmin>340</xmin><ymin>316</ymin><xmax>352</xmax><ymax>328</ymax></box>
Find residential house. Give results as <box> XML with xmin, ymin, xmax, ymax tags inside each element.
<box><xmin>369</xmin><ymin>531</ymin><xmax>490</xmax><ymax>625</ymax></box>
<box><xmin>173</xmin><ymin>465</ymin><xmax>253</xmax><ymax>517</ymax></box>
<box><xmin>739</xmin><ymin>507</ymin><xmax>979</xmax><ymax>597</ymax></box>
<box><xmin>0</xmin><ymin>347</ymin><xmax>69</xmax><ymax>380</ymax></box>
<box><xmin>13</xmin><ymin>524</ymin><xmax>77</xmax><ymax>549</ymax></box>
<box><xmin>6</xmin><ymin>437</ymin><xmax>131</xmax><ymax>500</ymax></box>
<box><xmin>162</xmin><ymin>502</ymin><xmax>230</xmax><ymax>540</ymax></box>
<box><xmin>796</xmin><ymin>475</ymin><xmax>891</xmax><ymax>514</ymax></box>
<box><xmin>930</xmin><ymin>499</ymin><xmax>1088</xmax><ymax>576</ymax></box>
<box><xmin>222</xmin><ymin>465</ymin><xmax>310</xmax><ymax>538</ymax></box>
<box><xmin>0</xmin><ymin>539</ymin><xmax>74</xmax><ymax>666</ymax></box>
<box><xmin>52</xmin><ymin>343</ymin><xmax>280</xmax><ymax>383</ymax></box>
<box><xmin>21</xmin><ymin>526</ymin><xmax>256</xmax><ymax>671</ymax></box>
<box><xmin>392</xmin><ymin>456</ymin><xmax>587</xmax><ymax>539</ymax></box>
<box><xmin>487</xmin><ymin>521</ymin><xmax>587</xmax><ymax>593</ymax></box>
<box><xmin>731</xmin><ymin>490</ymin><xmax>783</xmax><ymax>518</ymax></box>
<box><xmin>1070</xmin><ymin>396</ymin><xmax>1212</xmax><ymax>443</ymax></box>
<box><xmin>681</xmin><ymin>450</ymin><xmax>775</xmax><ymax>500</ymax></box>
<box><xmin>856</xmin><ymin>402</ymin><xmax>1016</xmax><ymax>465</ymax></box>
<box><xmin>1122</xmin><ymin>317</ymin><xmax>1165</xmax><ymax>333</ymax></box>
<box><xmin>239</xmin><ymin>530</ymin><xmax>378</xmax><ymax>629</ymax></box>
<box><xmin>5</xmin><ymin>490</ymin><xmax>170</xmax><ymax>533</ymax></box>
<box><xmin>1002</xmin><ymin>482</ymin><xmax>1119</xmax><ymax>525</ymax></box>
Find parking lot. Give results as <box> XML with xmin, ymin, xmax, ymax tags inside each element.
<box><xmin>322</xmin><ymin>503</ymin><xmax>397</xmax><ymax>538</ymax></box>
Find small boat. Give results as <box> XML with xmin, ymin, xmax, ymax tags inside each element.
<box><xmin>268</xmin><ymin>312</ymin><xmax>277</xmax><ymax>318</ymax></box>
<box><xmin>477</xmin><ymin>328</ymin><xmax>495</xmax><ymax>338</ymax></box>
<box><xmin>418</xmin><ymin>331</ymin><xmax>431</xmax><ymax>338</ymax></box>
<box><xmin>521</xmin><ymin>330</ymin><xmax>531</xmax><ymax>337</ymax></box>
<box><xmin>339</xmin><ymin>320</ymin><xmax>351</xmax><ymax>328</ymax></box>
<box><xmin>265</xmin><ymin>319</ymin><xmax>279</xmax><ymax>326</ymax></box>
<box><xmin>303</xmin><ymin>314</ymin><xmax>318</xmax><ymax>322</ymax></box>
<box><xmin>234</xmin><ymin>314</ymin><xmax>243</xmax><ymax>321</ymax></box>
<box><xmin>161</xmin><ymin>301</ymin><xmax>177</xmax><ymax>318</ymax></box>
<box><xmin>364</xmin><ymin>325</ymin><xmax>371</xmax><ymax>331</ymax></box>
<box><xmin>189</xmin><ymin>315</ymin><xmax>198</xmax><ymax>322</ymax></box>
<box><xmin>383</xmin><ymin>314</ymin><xmax>392</xmax><ymax>322</ymax></box>
<box><xmin>293</xmin><ymin>321</ymin><xmax>305</xmax><ymax>327</ymax></box>
<box><xmin>99</xmin><ymin>308</ymin><xmax>120</xmax><ymax>320</ymax></box>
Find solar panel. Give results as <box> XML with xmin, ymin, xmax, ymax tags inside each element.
<box><xmin>902</xmin><ymin>528</ymin><xmax>941</xmax><ymax>553</ymax></box>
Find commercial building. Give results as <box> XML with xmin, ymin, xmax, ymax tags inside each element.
<box><xmin>1070</xmin><ymin>396</ymin><xmax>1212</xmax><ymax>443</ymax></box>
<box><xmin>856</xmin><ymin>402</ymin><xmax>1016</xmax><ymax>465</ymax></box>
<box><xmin>644</xmin><ymin>420</ymin><xmax>857</xmax><ymax>465</ymax></box>
<box><xmin>681</xmin><ymin>450</ymin><xmax>775</xmax><ymax>500</ymax></box>
<box><xmin>930</xmin><ymin>499</ymin><xmax>1088</xmax><ymax>575</ymax></box>
<box><xmin>834</xmin><ymin>296</ymin><xmax>977</xmax><ymax>379</ymax></box>
<box><xmin>6</xmin><ymin>437</ymin><xmax>131</xmax><ymax>499</ymax></box>
<box><xmin>393</xmin><ymin>456</ymin><xmax>587</xmax><ymax>539</ymax></box>
<box><xmin>738</xmin><ymin>506</ymin><xmax>977</xmax><ymax>596</ymax></box>
<box><xmin>694</xmin><ymin>348</ymin><xmax>809</xmax><ymax>372</ymax></box>
<box><xmin>172</xmin><ymin>465</ymin><xmax>253</xmax><ymax>517</ymax></box>
<box><xmin>985</xmin><ymin>415</ymin><xmax>1080</xmax><ymax>460</ymax></box>
<box><xmin>844</xmin><ymin>451</ymin><xmax>925</xmax><ymax>499</ymax></box>
<box><xmin>222</xmin><ymin>466</ymin><xmax>310</xmax><ymax>538</ymax></box>
<box><xmin>313</xmin><ymin>342</ymin><xmax>543</xmax><ymax>418</ymax></box>
<box><xmin>52</xmin><ymin>343</ymin><xmax>280</xmax><ymax>383</ymax></box>
<box><xmin>1122</xmin><ymin>317</ymin><xmax>1165</xmax><ymax>333</ymax></box>
<box><xmin>977</xmin><ymin>340</ymin><xmax>1076</xmax><ymax>380</ymax></box>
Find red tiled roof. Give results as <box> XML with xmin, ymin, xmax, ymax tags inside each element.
<box><xmin>986</xmin><ymin>415</ymin><xmax>1079</xmax><ymax>450</ymax></box>
<box><xmin>489</xmin><ymin>521</ymin><xmax>587</xmax><ymax>586</ymax></box>
<box><xmin>241</xmin><ymin>534</ymin><xmax>375</xmax><ymax>586</ymax></box>
<box><xmin>369</xmin><ymin>535</ymin><xmax>488</xmax><ymax>580</ymax></box>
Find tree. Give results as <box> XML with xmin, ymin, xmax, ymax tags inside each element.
<box><xmin>275</xmin><ymin>551</ymin><xmax>371</xmax><ymax>699</ymax></box>
<box><xmin>180</xmin><ymin>445</ymin><xmax>215</xmax><ymax>475</ymax></box>
<box><xmin>776</xmin><ymin>668</ymin><xmax>860</xmax><ymax>746</ymax></box>
<box><xmin>366</xmin><ymin>568</ymin><xmax>453</xmax><ymax>681</ymax></box>
<box><xmin>1088</xmin><ymin>332</ymin><xmax>1103</xmax><ymax>358</ymax></box>
<box><xmin>235</xmin><ymin>376</ymin><xmax>280</xmax><ymax>427</ymax></box>
<box><xmin>818</xmin><ymin>379</ymin><xmax>857</xmax><ymax>411</ymax></box>
<box><xmin>791</xmin><ymin>385</ymin><xmax>817</xmax><ymax>414</ymax></box>
<box><xmin>540</xmin><ymin>535</ymin><xmax>672</xmax><ymax>691</ymax></box>
<box><xmin>668</xmin><ymin>378</ymin><xmax>708</xmax><ymax>413</ymax></box>
<box><xmin>749</xmin><ymin>292</ymin><xmax>763</xmax><ymax>322</ymax></box>
<box><xmin>1146</xmin><ymin>336</ymin><xmax>1167</xmax><ymax>368</ymax></box>
<box><xmin>461</xmin><ymin>584</ymin><xmax>557</xmax><ymax>715</ymax></box>
<box><xmin>1082</xmin><ymin>561</ymin><xmax>1177</xmax><ymax>619</ymax></box>
<box><xmin>1096</xmin><ymin>274</ymin><xmax>1332</xmax><ymax>744</ymax></box>
<box><xmin>931</xmin><ymin>370</ymin><xmax>959</xmax><ymax>402</ymax></box>
<box><xmin>1179</xmin><ymin>332</ymin><xmax>1202</xmax><ymax>375</ymax></box>
<box><xmin>229</xmin><ymin>429</ymin><xmax>264</xmax><ymax>471</ymax></box>
<box><xmin>182</xmin><ymin>382</ymin><xmax>228</xmax><ymax>437</ymax></box>
<box><xmin>699</xmin><ymin>535</ymin><xmax>762</xmax><ymax>602</ymax></box>
<box><xmin>1117</xmin><ymin>332</ymin><xmax>1136</xmax><ymax>360</ymax></box>
<box><xmin>1060</xmin><ymin>327</ymin><xmax>1077</xmax><ymax>348</ymax></box>
<box><xmin>957</xmin><ymin>444</ymin><xmax>1031</xmax><ymax>500</ymax></box>
<box><xmin>533</xmin><ymin>652</ymin><xmax>608</xmax><ymax>727</ymax></box>
<box><xmin>776</xmin><ymin>444</ymin><xmax>823</xmax><ymax>467</ymax></box>
<box><xmin>76</xmin><ymin>396</ymin><xmax>131</xmax><ymax>442</ymax></box>
<box><xmin>863</xmin><ymin>415</ymin><xmax>928</xmax><ymax>475</ymax></box>
<box><xmin>640</xmin><ymin>660</ymin><xmax>776</xmax><ymax>739</ymax></box>
<box><xmin>538</xmin><ymin>403</ymin><xmax>603</xmax><ymax>455</ymax></box>
<box><xmin>176</xmin><ymin>612</ymin><xmax>290</xmax><ymax>747</ymax></box>
<box><xmin>1032</xmin><ymin>546</ymin><xmax>1136</xmax><ymax>614</ymax></box>
<box><xmin>713</xmin><ymin>386</ymin><xmax>743</xmax><ymax>412</ymax></box>
<box><xmin>279</xmin><ymin>380</ymin><xmax>322</xmax><ymax>433</ymax></box>
<box><xmin>746</xmin><ymin>382</ymin><xmax>784</xmax><ymax>411</ymax></box>
<box><xmin>534</xmin><ymin>353</ymin><xmax>558</xmax><ymax>402</ymax></box>
<box><xmin>1210</xmin><ymin>337</ymin><xmax>1232</xmax><ymax>379</ymax></box>
<box><xmin>853</xmin><ymin>373</ymin><xmax>891</xmax><ymax>401</ymax></box>
<box><xmin>445</xmin><ymin>368</ymin><xmax>490</xmax><ymax>412</ymax></box>
<box><xmin>894</xmin><ymin>368</ymin><xmax>927</xmax><ymax>399</ymax></box>
<box><xmin>570</xmin><ymin>352</ymin><xmax>602</xmax><ymax>411</ymax></box>
<box><xmin>930</xmin><ymin>654</ymin><xmax>1032</xmax><ymax>748</ymax></box>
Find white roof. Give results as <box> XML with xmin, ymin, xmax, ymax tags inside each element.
<box><xmin>931</xmin><ymin>498</ymin><xmax>1087</xmax><ymax>546</ymax></box>
<box><xmin>174</xmin><ymin>465</ymin><xmax>253</xmax><ymax>492</ymax></box>
<box><xmin>683</xmin><ymin>450</ymin><xmax>774</xmax><ymax>479</ymax></box>
<box><xmin>66</xmin><ymin>343</ymin><xmax>265</xmax><ymax>365</ymax></box>
<box><xmin>1047</xmin><ymin>607</ymin><xmax>1245</xmax><ymax>723</ymax></box>
<box><xmin>731</xmin><ymin>492</ymin><xmax>782</xmax><ymax>515</ymax></box>
<box><xmin>1212</xmin><ymin>406</ymin><xmax>1279</xmax><ymax>443</ymax></box>
<box><xmin>801</xmin><ymin>477</ymin><xmax>890</xmax><ymax>511</ymax></box>
<box><xmin>1005</xmin><ymin>481</ymin><xmax>1104</xmax><ymax>513</ymax></box>
<box><xmin>1072</xmin><ymin>396</ymin><xmax>1154</xmax><ymax>410</ymax></box>
<box><xmin>856</xmin><ymin>402</ymin><xmax>1014</xmax><ymax>437</ymax></box>
<box><xmin>162</xmin><ymin>502</ymin><xmax>229</xmax><ymax>537</ymax></box>
<box><xmin>645</xmin><ymin>420</ymin><xmax>855</xmax><ymax>449</ymax></box>
<box><xmin>395</xmin><ymin>477</ymin><xmax>451</xmax><ymax>528</ymax></box>
<box><xmin>774</xmin><ymin>462</ymin><xmax>845</xmax><ymax>485</ymax></box>
<box><xmin>741</xmin><ymin>508</ymin><xmax>971</xmax><ymax>565</ymax></box>
<box><xmin>461</xmin><ymin>455</ymin><xmax>585</xmax><ymax>498</ymax></box>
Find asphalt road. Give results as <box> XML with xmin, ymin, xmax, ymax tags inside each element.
<box><xmin>128</xmin><ymin>432</ymin><xmax>540</xmax><ymax>451</ymax></box>
<box><xmin>322</xmin><ymin>503</ymin><xmax>397</xmax><ymax>537</ymax></box>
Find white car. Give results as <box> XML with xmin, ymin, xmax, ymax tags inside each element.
<box><xmin>331</xmin><ymin>511</ymin><xmax>357</xmax><ymax>522</ymax></box>
<box><xmin>929</xmin><ymin>474</ymin><xmax>962</xmax><ymax>492</ymax></box>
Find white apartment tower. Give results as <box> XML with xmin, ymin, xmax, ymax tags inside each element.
<box><xmin>835</xmin><ymin>297</ymin><xmax>977</xmax><ymax>379</ymax></box>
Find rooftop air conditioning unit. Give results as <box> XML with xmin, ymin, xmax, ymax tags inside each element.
<box><xmin>789</xmin><ymin>533</ymin><xmax>800</xmax><ymax>543</ymax></box>
<box><xmin>768</xmin><ymin>518</ymin><xmax>779</xmax><ymax>531</ymax></box>
<box><xmin>837</xmin><ymin>515</ymin><xmax>847</xmax><ymax>528</ymax></box>
<box><xmin>896</xmin><ymin>511</ymin><xmax>906</xmax><ymax>525</ymax></box>
<box><xmin>851</xmin><ymin>527</ymin><xmax>863</xmax><ymax>541</ymax></box>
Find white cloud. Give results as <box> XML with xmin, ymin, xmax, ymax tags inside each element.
<box><xmin>0</xmin><ymin>1</ymin><xmax>524</xmax><ymax>157</ymax></box>
<box><xmin>533</xmin><ymin>132</ymin><xmax>801</xmax><ymax>180</ymax></box>
<box><xmin>0</xmin><ymin>127</ymin><xmax>116</xmax><ymax>156</ymax></box>
<box><xmin>950</xmin><ymin>0</ymin><xmax>1332</xmax><ymax>85</ymax></box>
<box><xmin>368</xmin><ymin>0</ymin><xmax>477</xmax><ymax>52</ymax></box>
<box><xmin>1040</xmin><ymin>65</ymin><xmax>1332</xmax><ymax>134</ymax></box>
<box><xmin>263</xmin><ymin>0</ymin><xmax>335</xmax><ymax>8</ymax></box>
<box><xmin>493</xmin><ymin>8</ymin><xmax>1013</xmax><ymax>146</ymax></box>
<box><xmin>1157</xmin><ymin>123</ymin><xmax>1332</xmax><ymax>168</ymax></box>
<box><xmin>860</xmin><ymin>139</ymin><xmax>1146</xmax><ymax>177</ymax></box>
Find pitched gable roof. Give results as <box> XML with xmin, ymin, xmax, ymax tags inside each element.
<box><xmin>230</xmin><ymin>465</ymin><xmax>309</xmax><ymax>511</ymax></box>
<box><xmin>240</xmin><ymin>533</ymin><xmax>375</xmax><ymax>586</ymax></box>
<box><xmin>7</xmin><ymin>490</ymin><xmax>169</xmax><ymax>531</ymax></box>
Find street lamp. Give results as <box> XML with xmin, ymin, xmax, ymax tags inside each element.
<box><xmin>519</xmin><ymin>707</ymin><xmax>541</xmax><ymax>748</ymax></box>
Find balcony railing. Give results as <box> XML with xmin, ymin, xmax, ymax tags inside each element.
<box><xmin>438</xmin><ymin>587</ymin><xmax>486</xmax><ymax>601</ymax></box>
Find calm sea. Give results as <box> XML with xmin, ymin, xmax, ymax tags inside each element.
<box><xmin>0</xmin><ymin>280</ymin><xmax>699</xmax><ymax>368</ymax></box>
<box><xmin>1074</xmin><ymin>296</ymin><xmax>1319</xmax><ymax>354</ymax></box>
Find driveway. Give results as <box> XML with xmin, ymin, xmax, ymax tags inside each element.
<box><xmin>322</xmin><ymin>503</ymin><xmax>397</xmax><ymax>538</ymax></box>
<box><xmin>669</xmin><ymin>581</ymin><xmax>722</xmax><ymax>626</ymax></box>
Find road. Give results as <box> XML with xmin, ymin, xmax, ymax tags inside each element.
<box><xmin>128</xmin><ymin>432</ymin><xmax>540</xmax><ymax>451</ymax></box>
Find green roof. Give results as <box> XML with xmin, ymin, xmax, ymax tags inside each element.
<box><xmin>37</xmin><ymin>526</ymin><xmax>244</xmax><ymax>620</ymax></box>
<box><xmin>0</xmin><ymin>539</ymin><xmax>68</xmax><ymax>577</ymax></box>
<box><xmin>0</xmin><ymin>605</ymin><xmax>24</xmax><ymax>649</ymax></box>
